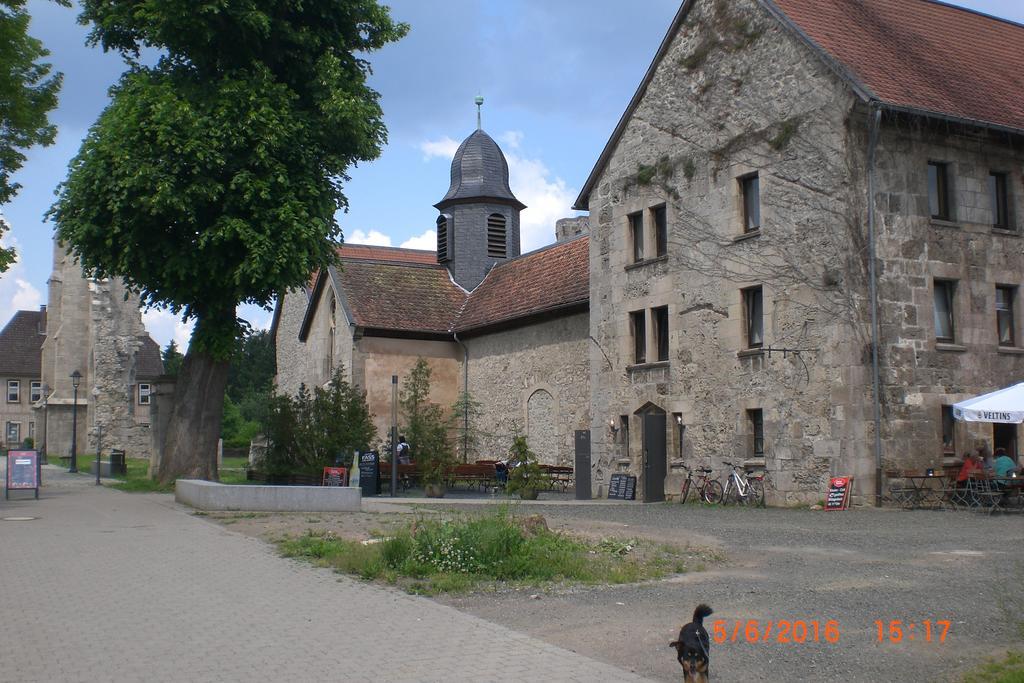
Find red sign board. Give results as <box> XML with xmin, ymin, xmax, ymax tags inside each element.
<box><xmin>6</xmin><ymin>450</ymin><xmax>39</xmax><ymax>499</ymax></box>
<box><xmin>825</xmin><ymin>476</ymin><xmax>852</xmax><ymax>511</ymax></box>
<box><xmin>322</xmin><ymin>467</ymin><xmax>347</xmax><ymax>487</ymax></box>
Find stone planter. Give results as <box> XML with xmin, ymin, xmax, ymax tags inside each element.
<box><xmin>424</xmin><ymin>482</ymin><xmax>446</xmax><ymax>498</ymax></box>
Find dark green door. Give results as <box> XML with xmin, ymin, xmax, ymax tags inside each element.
<box><xmin>642</xmin><ymin>412</ymin><xmax>666</xmax><ymax>503</ymax></box>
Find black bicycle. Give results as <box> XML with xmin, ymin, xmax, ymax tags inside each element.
<box><xmin>680</xmin><ymin>464</ymin><xmax>724</xmax><ymax>504</ymax></box>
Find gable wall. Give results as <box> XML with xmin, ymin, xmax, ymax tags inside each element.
<box><xmin>587</xmin><ymin>0</ymin><xmax>870</xmax><ymax>503</ymax></box>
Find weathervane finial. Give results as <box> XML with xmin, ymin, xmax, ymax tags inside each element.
<box><xmin>474</xmin><ymin>94</ymin><xmax>484</xmax><ymax>130</ymax></box>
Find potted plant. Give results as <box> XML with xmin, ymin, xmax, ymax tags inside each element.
<box><xmin>506</xmin><ymin>435</ymin><xmax>550</xmax><ymax>500</ymax></box>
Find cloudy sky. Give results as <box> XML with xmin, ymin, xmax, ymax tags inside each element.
<box><xmin>2</xmin><ymin>0</ymin><xmax>1022</xmax><ymax>349</ymax></box>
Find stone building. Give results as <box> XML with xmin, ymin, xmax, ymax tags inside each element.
<box><xmin>574</xmin><ymin>0</ymin><xmax>1024</xmax><ymax>503</ymax></box>
<box><xmin>275</xmin><ymin>0</ymin><xmax>1024</xmax><ymax>504</ymax></box>
<box><xmin>0</xmin><ymin>240</ymin><xmax>163</xmax><ymax>459</ymax></box>
<box><xmin>273</xmin><ymin>124</ymin><xmax>590</xmax><ymax>464</ymax></box>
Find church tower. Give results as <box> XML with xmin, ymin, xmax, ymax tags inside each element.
<box><xmin>434</xmin><ymin>98</ymin><xmax>525</xmax><ymax>291</ymax></box>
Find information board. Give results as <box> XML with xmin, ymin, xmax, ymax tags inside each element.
<box><xmin>825</xmin><ymin>476</ymin><xmax>852</xmax><ymax>511</ymax></box>
<box><xmin>322</xmin><ymin>467</ymin><xmax>347</xmax><ymax>487</ymax></box>
<box><xmin>5</xmin><ymin>450</ymin><xmax>39</xmax><ymax>499</ymax></box>
<box><xmin>358</xmin><ymin>451</ymin><xmax>379</xmax><ymax>497</ymax></box>
<box><xmin>607</xmin><ymin>473</ymin><xmax>637</xmax><ymax>500</ymax></box>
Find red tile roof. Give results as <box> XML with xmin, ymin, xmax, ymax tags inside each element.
<box><xmin>298</xmin><ymin>238</ymin><xmax>591</xmax><ymax>338</ymax></box>
<box><xmin>0</xmin><ymin>310</ymin><xmax>44</xmax><ymax>376</ymax></box>
<box><xmin>338</xmin><ymin>243</ymin><xmax>437</xmax><ymax>265</ymax></box>
<box><xmin>334</xmin><ymin>259</ymin><xmax>465</xmax><ymax>335</ymax></box>
<box><xmin>770</xmin><ymin>0</ymin><xmax>1024</xmax><ymax>133</ymax></box>
<box><xmin>456</xmin><ymin>236</ymin><xmax>589</xmax><ymax>333</ymax></box>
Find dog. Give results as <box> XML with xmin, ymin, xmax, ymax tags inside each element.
<box><xmin>670</xmin><ymin>604</ymin><xmax>713</xmax><ymax>682</ymax></box>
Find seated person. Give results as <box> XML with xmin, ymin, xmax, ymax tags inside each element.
<box><xmin>956</xmin><ymin>451</ymin><xmax>983</xmax><ymax>485</ymax></box>
<box><xmin>992</xmin><ymin>448</ymin><xmax>1020</xmax><ymax>483</ymax></box>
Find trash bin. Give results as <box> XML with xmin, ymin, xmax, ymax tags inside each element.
<box><xmin>110</xmin><ymin>449</ymin><xmax>127</xmax><ymax>476</ymax></box>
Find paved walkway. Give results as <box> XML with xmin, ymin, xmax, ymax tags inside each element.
<box><xmin>0</xmin><ymin>466</ymin><xmax>649</xmax><ymax>682</ymax></box>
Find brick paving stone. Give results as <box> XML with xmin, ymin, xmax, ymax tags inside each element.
<box><xmin>0</xmin><ymin>466</ymin><xmax>650</xmax><ymax>682</ymax></box>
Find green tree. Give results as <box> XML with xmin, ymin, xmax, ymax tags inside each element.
<box><xmin>400</xmin><ymin>358</ymin><xmax>453</xmax><ymax>486</ymax></box>
<box><xmin>49</xmin><ymin>1</ymin><xmax>407</xmax><ymax>484</ymax></box>
<box><xmin>161</xmin><ymin>339</ymin><xmax>184</xmax><ymax>377</ymax></box>
<box><xmin>226</xmin><ymin>329</ymin><xmax>275</xmax><ymax>402</ymax></box>
<box><xmin>0</xmin><ymin>0</ymin><xmax>67</xmax><ymax>271</ymax></box>
<box><xmin>450</xmin><ymin>391</ymin><xmax>484</xmax><ymax>463</ymax></box>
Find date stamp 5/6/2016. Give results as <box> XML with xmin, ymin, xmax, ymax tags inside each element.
<box><xmin>711</xmin><ymin>619</ymin><xmax>952</xmax><ymax>645</ymax></box>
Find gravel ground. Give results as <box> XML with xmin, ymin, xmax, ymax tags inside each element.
<box><xmin>430</xmin><ymin>504</ymin><xmax>1024</xmax><ymax>683</ymax></box>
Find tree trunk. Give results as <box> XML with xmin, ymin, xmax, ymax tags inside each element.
<box><xmin>156</xmin><ymin>349</ymin><xmax>229</xmax><ymax>485</ymax></box>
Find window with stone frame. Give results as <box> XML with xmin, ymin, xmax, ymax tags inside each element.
<box><xmin>630</xmin><ymin>310</ymin><xmax>646</xmax><ymax>364</ymax></box>
<box><xmin>743</xmin><ymin>286</ymin><xmax>764</xmax><ymax>348</ymax></box>
<box><xmin>941</xmin><ymin>404</ymin><xmax>956</xmax><ymax>455</ymax></box>
<box><xmin>7</xmin><ymin>379</ymin><xmax>20</xmax><ymax>403</ymax></box>
<box><xmin>652</xmin><ymin>305</ymin><xmax>669</xmax><ymax>362</ymax></box>
<box><xmin>436</xmin><ymin>214</ymin><xmax>452</xmax><ymax>262</ymax></box>
<box><xmin>928</xmin><ymin>162</ymin><xmax>953</xmax><ymax>221</ymax></box>
<box><xmin>30</xmin><ymin>380</ymin><xmax>42</xmax><ymax>403</ymax></box>
<box><xmin>933</xmin><ymin>279</ymin><xmax>957</xmax><ymax>343</ymax></box>
<box><xmin>628</xmin><ymin>211</ymin><xmax>644</xmax><ymax>263</ymax></box>
<box><xmin>5</xmin><ymin>421</ymin><xmax>20</xmax><ymax>444</ymax></box>
<box><xmin>996</xmin><ymin>285</ymin><xmax>1016</xmax><ymax>347</ymax></box>
<box><xmin>989</xmin><ymin>172</ymin><xmax>1010</xmax><ymax>229</ymax></box>
<box><xmin>486</xmin><ymin>213</ymin><xmax>507</xmax><ymax>258</ymax></box>
<box><xmin>28</xmin><ymin>422</ymin><xmax>34</xmax><ymax>440</ymax></box>
<box><xmin>748</xmin><ymin>409</ymin><xmax>764</xmax><ymax>457</ymax></box>
<box><xmin>652</xmin><ymin>205</ymin><xmax>667</xmax><ymax>257</ymax></box>
<box><xmin>138</xmin><ymin>383</ymin><xmax>151</xmax><ymax>405</ymax></box>
<box><xmin>741</xmin><ymin>173</ymin><xmax>760</xmax><ymax>233</ymax></box>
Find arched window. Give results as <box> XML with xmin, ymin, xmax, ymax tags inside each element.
<box><xmin>487</xmin><ymin>213</ymin><xmax>507</xmax><ymax>258</ymax></box>
<box><xmin>437</xmin><ymin>214</ymin><xmax>452</xmax><ymax>262</ymax></box>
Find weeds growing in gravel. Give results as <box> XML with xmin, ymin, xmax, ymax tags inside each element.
<box><xmin>963</xmin><ymin>650</ymin><xmax>1024</xmax><ymax>683</ymax></box>
<box><xmin>277</xmin><ymin>508</ymin><xmax>698</xmax><ymax>594</ymax></box>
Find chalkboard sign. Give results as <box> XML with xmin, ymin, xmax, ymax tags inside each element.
<box><xmin>825</xmin><ymin>476</ymin><xmax>852</xmax><ymax>511</ymax></box>
<box><xmin>358</xmin><ymin>451</ymin><xmax>379</xmax><ymax>497</ymax></box>
<box><xmin>322</xmin><ymin>467</ymin><xmax>347</xmax><ymax>487</ymax></box>
<box><xmin>607</xmin><ymin>473</ymin><xmax>637</xmax><ymax>500</ymax></box>
<box><xmin>6</xmin><ymin>450</ymin><xmax>39</xmax><ymax>500</ymax></box>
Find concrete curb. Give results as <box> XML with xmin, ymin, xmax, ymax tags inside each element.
<box><xmin>175</xmin><ymin>479</ymin><xmax>361</xmax><ymax>512</ymax></box>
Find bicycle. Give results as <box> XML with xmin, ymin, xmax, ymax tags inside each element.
<box><xmin>679</xmin><ymin>464</ymin><xmax>724</xmax><ymax>504</ymax></box>
<box><xmin>721</xmin><ymin>461</ymin><xmax>765</xmax><ymax>507</ymax></box>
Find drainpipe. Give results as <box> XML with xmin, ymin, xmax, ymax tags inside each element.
<box><xmin>453</xmin><ymin>331</ymin><xmax>469</xmax><ymax>463</ymax></box>
<box><xmin>866</xmin><ymin>104</ymin><xmax>884</xmax><ymax>506</ymax></box>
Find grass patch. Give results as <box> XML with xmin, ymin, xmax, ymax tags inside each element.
<box><xmin>964</xmin><ymin>651</ymin><xmax>1024</xmax><ymax>683</ymax></box>
<box><xmin>109</xmin><ymin>458</ymin><xmax>174</xmax><ymax>493</ymax></box>
<box><xmin>277</xmin><ymin>508</ymin><xmax>701</xmax><ymax>594</ymax></box>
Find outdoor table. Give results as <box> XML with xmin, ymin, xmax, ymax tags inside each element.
<box><xmin>901</xmin><ymin>474</ymin><xmax>948</xmax><ymax>509</ymax></box>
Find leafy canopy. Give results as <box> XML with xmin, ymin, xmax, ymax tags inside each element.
<box><xmin>0</xmin><ymin>0</ymin><xmax>67</xmax><ymax>271</ymax></box>
<box><xmin>49</xmin><ymin>0</ymin><xmax>407</xmax><ymax>354</ymax></box>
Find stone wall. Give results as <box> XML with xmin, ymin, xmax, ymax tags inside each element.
<box><xmin>555</xmin><ymin>216</ymin><xmax>590</xmax><ymax>243</ymax></box>
<box><xmin>273</xmin><ymin>288</ymin><xmax>315</xmax><ymax>397</ymax></box>
<box><xmin>870</xmin><ymin>119</ymin><xmax>1024</xmax><ymax>471</ymax></box>
<box><xmin>465</xmin><ymin>313</ymin><xmax>590</xmax><ymax>465</ymax></box>
<box><xmin>586</xmin><ymin>0</ymin><xmax>870</xmax><ymax>504</ymax></box>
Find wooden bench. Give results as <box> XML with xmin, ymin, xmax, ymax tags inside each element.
<box><xmin>448</xmin><ymin>463</ymin><xmax>499</xmax><ymax>491</ymax></box>
<box><xmin>539</xmin><ymin>465</ymin><xmax>574</xmax><ymax>492</ymax></box>
<box><xmin>378</xmin><ymin>463</ymin><xmax>419</xmax><ymax>491</ymax></box>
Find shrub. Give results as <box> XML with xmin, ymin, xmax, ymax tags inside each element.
<box><xmin>506</xmin><ymin>435</ymin><xmax>550</xmax><ymax>498</ymax></box>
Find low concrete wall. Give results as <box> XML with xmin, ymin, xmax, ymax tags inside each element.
<box><xmin>175</xmin><ymin>479</ymin><xmax>361</xmax><ymax>512</ymax></box>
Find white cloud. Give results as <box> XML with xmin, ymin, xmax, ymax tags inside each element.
<box><xmin>345</xmin><ymin>229</ymin><xmax>394</xmax><ymax>247</ymax></box>
<box><xmin>0</xmin><ymin>230</ymin><xmax>43</xmax><ymax>328</ymax></box>
<box><xmin>141</xmin><ymin>308</ymin><xmax>193</xmax><ymax>351</ymax></box>
<box><xmin>400</xmin><ymin>230</ymin><xmax>436</xmax><ymax>251</ymax></box>
<box><xmin>499</xmin><ymin>130</ymin><xmax>524</xmax><ymax>149</ymax></box>
<box><xmin>419</xmin><ymin>136</ymin><xmax>460</xmax><ymax>161</ymax></box>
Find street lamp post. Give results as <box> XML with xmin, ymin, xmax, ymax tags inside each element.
<box><xmin>69</xmin><ymin>370</ymin><xmax>81</xmax><ymax>473</ymax></box>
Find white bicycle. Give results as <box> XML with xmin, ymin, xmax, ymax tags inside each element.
<box><xmin>721</xmin><ymin>461</ymin><xmax>765</xmax><ymax>507</ymax></box>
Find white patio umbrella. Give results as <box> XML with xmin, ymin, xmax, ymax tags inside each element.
<box><xmin>952</xmin><ymin>382</ymin><xmax>1024</xmax><ymax>423</ymax></box>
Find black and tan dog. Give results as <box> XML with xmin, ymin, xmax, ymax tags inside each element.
<box><xmin>670</xmin><ymin>604</ymin><xmax>713</xmax><ymax>682</ymax></box>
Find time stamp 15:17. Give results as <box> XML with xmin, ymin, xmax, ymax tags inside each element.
<box><xmin>711</xmin><ymin>619</ymin><xmax>951</xmax><ymax>644</ymax></box>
